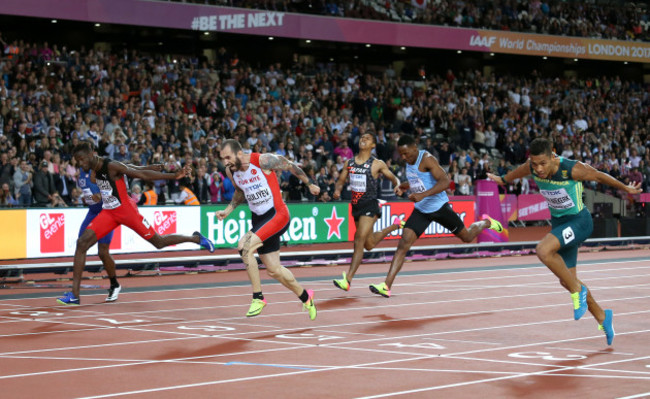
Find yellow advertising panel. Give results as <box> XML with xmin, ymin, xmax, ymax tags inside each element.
<box><xmin>0</xmin><ymin>210</ymin><xmax>27</xmax><ymax>260</ymax></box>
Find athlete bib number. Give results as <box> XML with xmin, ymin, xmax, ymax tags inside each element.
<box><xmin>82</xmin><ymin>188</ymin><xmax>99</xmax><ymax>205</ymax></box>
<box><xmin>100</xmin><ymin>189</ymin><xmax>121</xmax><ymax>209</ymax></box>
<box><xmin>350</xmin><ymin>173</ymin><xmax>367</xmax><ymax>193</ymax></box>
<box><xmin>407</xmin><ymin>177</ymin><xmax>426</xmax><ymax>193</ymax></box>
<box><xmin>540</xmin><ymin>188</ymin><xmax>575</xmax><ymax>210</ymax></box>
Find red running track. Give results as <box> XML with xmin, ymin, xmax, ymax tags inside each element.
<box><xmin>1</xmin><ymin>248</ymin><xmax>650</xmax><ymax>398</ymax></box>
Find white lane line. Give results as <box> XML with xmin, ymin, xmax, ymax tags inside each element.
<box><xmin>544</xmin><ymin>347</ymin><xmax>636</xmax><ymax>356</ymax></box>
<box><xmin>74</xmin><ymin>352</ymin><xmax>650</xmax><ymax>399</ymax></box>
<box><xmin>0</xmin><ymin>255</ymin><xmax>648</xmax><ymax>396</ymax></box>
<box><xmin>4</xmin><ymin>283</ymin><xmax>650</xmax><ymax>334</ymax></box>
<box><xmin>355</xmin><ymin>355</ymin><xmax>650</xmax><ymax>399</ymax></box>
<box><xmin>4</xmin><ymin>257</ymin><xmax>650</xmax><ymax>305</ymax></box>
<box><xmin>618</xmin><ymin>391</ymin><xmax>650</xmax><ymax>398</ymax></box>
<box><xmin>422</xmin><ymin>338</ymin><xmax>503</xmax><ymax>346</ymax></box>
<box><xmin>2</xmin><ymin>292</ymin><xmax>650</xmax><ymax>356</ymax></box>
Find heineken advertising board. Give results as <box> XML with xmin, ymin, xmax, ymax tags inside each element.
<box><xmin>201</xmin><ymin>200</ymin><xmax>475</xmax><ymax>249</ymax></box>
<box><xmin>201</xmin><ymin>203</ymin><xmax>350</xmax><ymax>248</ymax></box>
<box><xmin>347</xmin><ymin>200</ymin><xmax>475</xmax><ymax>240</ymax></box>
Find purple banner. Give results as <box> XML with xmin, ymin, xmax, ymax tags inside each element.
<box><xmin>476</xmin><ymin>180</ymin><xmax>508</xmax><ymax>243</ymax></box>
<box><xmin>1</xmin><ymin>0</ymin><xmax>649</xmax><ymax>62</ymax></box>
<box><xmin>500</xmin><ymin>194</ymin><xmax>518</xmax><ymax>222</ymax></box>
<box><xmin>518</xmin><ymin>194</ymin><xmax>551</xmax><ymax>221</ymax></box>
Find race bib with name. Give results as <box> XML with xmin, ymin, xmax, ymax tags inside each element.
<box><xmin>350</xmin><ymin>173</ymin><xmax>367</xmax><ymax>192</ymax></box>
<box><xmin>540</xmin><ymin>188</ymin><xmax>575</xmax><ymax>210</ymax></box>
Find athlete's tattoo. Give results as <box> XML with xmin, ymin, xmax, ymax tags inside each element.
<box><xmin>241</xmin><ymin>232</ymin><xmax>252</xmax><ymax>259</ymax></box>
<box><xmin>289</xmin><ymin>162</ymin><xmax>308</xmax><ymax>180</ymax></box>
<box><xmin>260</xmin><ymin>154</ymin><xmax>308</xmax><ymax>181</ymax></box>
<box><xmin>229</xmin><ymin>189</ymin><xmax>245</xmax><ymax>210</ymax></box>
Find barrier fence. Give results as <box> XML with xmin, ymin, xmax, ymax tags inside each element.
<box><xmin>0</xmin><ymin>193</ymin><xmax>645</xmax><ymax>263</ymax></box>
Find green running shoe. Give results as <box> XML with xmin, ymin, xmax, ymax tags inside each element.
<box><xmin>303</xmin><ymin>289</ymin><xmax>317</xmax><ymax>320</ymax></box>
<box><xmin>246</xmin><ymin>298</ymin><xmax>267</xmax><ymax>317</ymax></box>
<box><xmin>482</xmin><ymin>214</ymin><xmax>504</xmax><ymax>233</ymax></box>
<box><xmin>369</xmin><ymin>282</ymin><xmax>391</xmax><ymax>298</ymax></box>
<box><xmin>333</xmin><ymin>271</ymin><xmax>350</xmax><ymax>291</ymax></box>
<box><xmin>393</xmin><ymin>217</ymin><xmax>406</xmax><ymax>229</ymax></box>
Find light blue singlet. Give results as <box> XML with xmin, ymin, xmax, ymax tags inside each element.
<box><xmin>406</xmin><ymin>150</ymin><xmax>448</xmax><ymax>213</ymax></box>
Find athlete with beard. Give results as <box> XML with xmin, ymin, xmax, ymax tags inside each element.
<box><xmin>488</xmin><ymin>137</ymin><xmax>641</xmax><ymax>345</ymax></box>
<box><xmin>332</xmin><ymin>132</ymin><xmax>405</xmax><ymax>292</ymax></box>
<box><xmin>217</xmin><ymin>139</ymin><xmax>319</xmax><ymax>320</ymax></box>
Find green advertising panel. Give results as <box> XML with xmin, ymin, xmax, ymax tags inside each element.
<box><xmin>202</xmin><ymin>203</ymin><xmax>349</xmax><ymax>248</ymax></box>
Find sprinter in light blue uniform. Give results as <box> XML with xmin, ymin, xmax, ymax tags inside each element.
<box><xmin>489</xmin><ymin>138</ymin><xmax>642</xmax><ymax>346</ymax></box>
<box><xmin>369</xmin><ymin>134</ymin><xmax>504</xmax><ymax>298</ymax></box>
<box><xmin>77</xmin><ymin>167</ymin><xmax>121</xmax><ymax>302</ymax></box>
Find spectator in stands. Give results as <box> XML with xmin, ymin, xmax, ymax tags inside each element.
<box><xmin>454</xmin><ymin>167</ymin><xmax>472</xmax><ymax>195</ymax></box>
<box><xmin>13</xmin><ymin>160</ymin><xmax>33</xmax><ymax>207</ymax></box>
<box><xmin>69</xmin><ymin>186</ymin><xmax>83</xmax><ymax>206</ymax></box>
<box><xmin>0</xmin><ymin>152</ymin><xmax>14</xmax><ymax>189</ymax></box>
<box><xmin>113</xmin><ymin>144</ymin><xmax>131</xmax><ymax>163</ymax></box>
<box><xmin>222</xmin><ymin>174</ymin><xmax>235</xmax><ymax>202</ymax></box>
<box><xmin>139</xmin><ymin>182</ymin><xmax>158</xmax><ymax>206</ymax></box>
<box><xmin>130</xmin><ymin>184</ymin><xmax>143</xmax><ymax>203</ymax></box>
<box><xmin>54</xmin><ymin>163</ymin><xmax>75</xmax><ymax>205</ymax></box>
<box><xmin>175</xmin><ymin>178</ymin><xmax>199</xmax><ymax>205</ymax></box>
<box><xmin>0</xmin><ymin>182</ymin><xmax>17</xmax><ymax>207</ymax></box>
<box><xmin>83</xmin><ymin>120</ymin><xmax>100</xmax><ymax>147</ymax></box>
<box><xmin>0</xmin><ymin>30</ymin><xmax>647</xmax><ymax>216</ymax></box>
<box><xmin>209</xmin><ymin>171</ymin><xmax>225</xmax><ymax>203</ymax></box>
<box><xmin>33</xmin><ymin>160</ymin><xmax>57</xmax><ymax>207</ymax></box>
<box><xmin>192</xmin><ymin>164</ymin><xmax>210</xmax><ymax>203</ymax></box>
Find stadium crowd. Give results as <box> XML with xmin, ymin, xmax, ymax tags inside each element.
<box><xmin>167</xmin><ymin>0</ymin><xmax>650</xmax><ymax>42</ymax></box>
<box><xmin>0</xmin><ymin>33</ymin><xmax>648</xmax><ymax>210</ymax></box>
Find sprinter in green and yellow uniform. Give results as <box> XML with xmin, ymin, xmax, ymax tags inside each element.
<box><xmin>488</xmin><ymin>138</ymin><xmax>642</xmax><ymax>346</ymax></box>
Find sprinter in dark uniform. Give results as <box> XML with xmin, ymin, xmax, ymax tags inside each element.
<box><xmin>56</xmin><ymin>142</ymin><xmax>215</xmax><ymax>305</ymax></box>
<box><xmin>332</xmin><ymin>132</ymin><xmax>404</xmax><ymax>291</ymax></box>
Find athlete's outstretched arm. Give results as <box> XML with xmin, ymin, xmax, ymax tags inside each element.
<box><xmin>127</xmin><ymin>163</ymin><xmax>164</xmax><ymax>172</ymax></box>
<box><xmin>572</xmin><ymin>161</ymin><xmax>642</xmax><ymax>194</ymax></box>
<box><xmin>488</xmin><ymin>160</ymin><xmax>531</xmax><ymax>185</ymax></box>
<box><xmin>259</xmin><ymin>153</ymin><xmax>320</xmax><ymax>196</ymax></box>
<box><xmin>111</xmin><ymin>161</ymin><xmax>190</xmax><ymax>181</ymax></box>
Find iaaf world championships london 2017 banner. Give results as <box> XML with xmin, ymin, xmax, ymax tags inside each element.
<box><xmin>1</xmin><ymin>0</ymin><xmax>649</xmax><ymax>63</ymax></box>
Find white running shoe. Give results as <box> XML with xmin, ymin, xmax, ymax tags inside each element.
<box><xmin>106</xmin><ymin>285</ymin><xmax>121</xmax><ymax>302</ymax></box>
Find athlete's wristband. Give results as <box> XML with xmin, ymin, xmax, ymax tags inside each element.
<box><xmin>500</xmin><ymin>175</ymin><xmax>508</xmax><ymax>185</ymax></box>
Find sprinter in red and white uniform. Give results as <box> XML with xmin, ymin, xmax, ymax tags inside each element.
<box><xmin>217</xmin><ymin>139</ymin><xmax>320</xmax><ymax>320</ymax></box>
<box><xmin>56</xmin><ymin>142</ymin><xmax>215</xmax><ymax>306</ymax></box>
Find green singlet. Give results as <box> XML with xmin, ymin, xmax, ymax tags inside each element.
<box><xmin>531</xmin><ymin>156</ymin><xmax>584</xmax><ymax>218</ymax></box>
